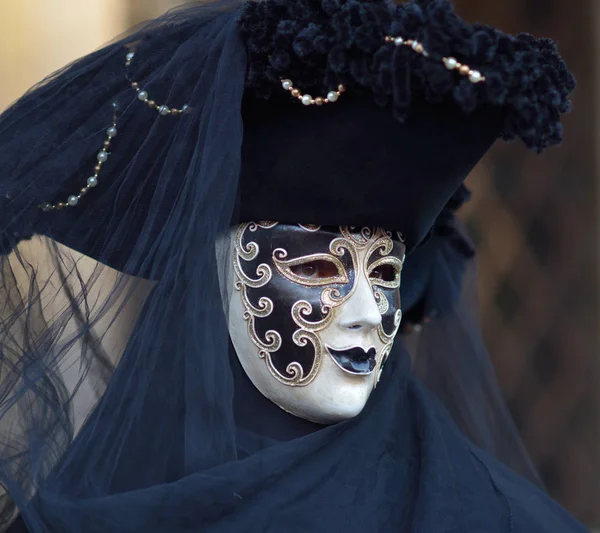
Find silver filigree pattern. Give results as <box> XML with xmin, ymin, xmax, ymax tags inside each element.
<box><xmin>373</xmin><ymin>287</ymin><xmax>390</xmax><ymax>315</ymax></box>
<box><xmin>375</xmin><ymin>344</ymin><xmax>392</xmax><ymax>387</ymax></box>
<box><xmin>368</xmin><ymin>256</ymin><xmax>403</xmax><ymax>290</ymax></box>
<box><xmin>298</xmin><ymin>224</ymin><xmax>322</xmax><ymax>232</ymax></box>
<box><xmin>377</xmin><ymin>309</ymin><xmax>403</xmax><ymax>345</ymax></box>
<box><xmin>233</xmin><ymin>224</ymin><xmax>272</xmax><ymax>288</ymax></box>
<box><xmin>292</xmin><ymin>300</ymin><xmax>335</xmax><ymax>332</ymax></box>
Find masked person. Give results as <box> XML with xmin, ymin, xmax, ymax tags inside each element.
<box><xmin>0</xmin><ymin>0</ymin><xmax>586</xmax><ymax>532</ymax></box>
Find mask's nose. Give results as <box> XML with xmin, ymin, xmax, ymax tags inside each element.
<box><xmin>336</xmin><ymin>274</ymin><xmax>382</xmax><ymax>331</ymax></box>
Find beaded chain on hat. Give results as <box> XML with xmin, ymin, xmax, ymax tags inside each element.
<box><xmin>39</xmin><ymin>50</ymin><xmax>190</xmax><ymax>212</ymax></box>
<box><xmin>278</xmin><ymin>34</ymin><xmax>485</xmax><ymax>107</ymax></box>
<box><xmin>39</xmin><ymin>36</ymin><xmax>485</xmax><ymax>211</ymax></box>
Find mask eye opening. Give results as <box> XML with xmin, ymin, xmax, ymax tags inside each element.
<box><xmin>290</xmin><ymin>259</ymin><xmax>342</xmax><ymax>280</ymax></box>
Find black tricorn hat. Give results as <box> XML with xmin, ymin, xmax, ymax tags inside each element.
<box><xmin>0</xmin><ymin>0</ymin><xmax>574</xmax><ymax>271</ymax></box>
<box><xmin>239</xmin><ymin>92</ymin><xmax>501</xmax><ymax>251</ymax></box>
<box><xmin>237</xmin><ymin>0</ymin><xmax>575</xmax><ymax>251</ymax></box>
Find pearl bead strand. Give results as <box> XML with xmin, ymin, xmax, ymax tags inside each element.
<box><xmin>125</xmin><ymin>51</ymin><xmax>189</xmax><ymax>116</ymax></box>
<box><xmin>40</xmin><ymin>49</ymin><xmax>191</xmax><ymax>212</ymax></box>
<box><xmin>280</xmin><ymin>79</ymin><xmax>346</xmax><ymax>106</ymax></box>
<box><xmin>39</xmin><ymin>105</ymin><xmax>119</xmax><ymax>212</ymax></box>
<box><xmin>384</xmin><ymin>35</ymin><xmax>485</xmax><ymax>84</ymax></box>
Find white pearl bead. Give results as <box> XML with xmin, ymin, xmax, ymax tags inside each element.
<box><xmin>159</xmin><ymin>105</ymin><xmax>170</xmax><ymax>115</ymax></box>
<box><xmin>138</xmin><ymin>91</ymin><xmax>148</xmax><ymax>101</ymax></box>
<box><xmin>87</xmin><ymin>176</ymin><xmax>98</xmax><ymax>187</ymax></box>
<box><xmin>40</xmin><ymin>202</ymin><xmax>52</xmax><ymax>212</ymax></box>
<box><xmin>97</xmin><ymin>151</ymin><xmax>108</xmax><ymax>163</ymax></box>
<box><xmin>67</xmin><ymin>195</ymin><xmax>79</xmax><ymax>206</ymax></box>
<box><xmin>301</xmin><ymin>95</ymin><xmax>312</xmax><ymax>106</ymax></box>
<box><xmin>444</xmin><ymin>57</ymin><xmax>457</xmax><ymax>70</ymax></box>
<box><xmin>327</xmin><ymin>91</ymin><xmax>338</xmax><ymax>102</ymax></box>
<box><xmin>126</xmin><ymin>52</ymin><xmax>135</xmax><ymax>61</ymax></box>
<box><xmin>282</xmin><ymin>79</ymin><xmax>292</xmax><ymax>90</ymax></box>
<box><xmin>182</xmin><ymin>104</ymin><xmax>189</xmax><ymax>113</ymax></box>
<box><xmin>469</xmin><ymin>70</ymin><xmax>482</xmax><ymax>83</ymax></box>
<box><xmin>107</xmin><ymin>126</ymin><xmax>117</xmax><ymax>138</ymax></box>
<box><xmin>411</xmin><ymin>41</ymin><xmax>420</xmax><ymax>50</ymax></box>
<box><xmin>394</xmin><ymin>37</ymin><xmax>403</xmax><ymax>46</ymax></box>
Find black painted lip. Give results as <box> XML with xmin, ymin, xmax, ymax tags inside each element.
<box><xmin>327</xmin><ymin>345</ymin><xmax>377</xmax><ymax>375</ymax></box>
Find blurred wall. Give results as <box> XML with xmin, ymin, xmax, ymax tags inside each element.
<box><xmin>128</xmin><ymin>0</ymin><xmax>187</xmax><ymax>21</ymax></box>
<box><xmin>0</xmin><ymin>0</ymin><xmax>127</xmax><ymax>110</ymax></box>
<box><xmin>455</xmin><ymin>0</ymin><xmax>600</xmax><ymax>525</ymax></box>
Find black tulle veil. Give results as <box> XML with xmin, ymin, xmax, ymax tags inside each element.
<box><xmin>1</xmin><ymin>3</ymin><xmax>246</xmax><ymax>528</ymax></box>
<box><xmin>0</xmin><ymin>1</ymin><xmax>587</xmax><ymax>532</ymax></box>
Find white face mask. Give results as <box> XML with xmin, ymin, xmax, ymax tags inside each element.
<box><xmin>225</xmin><ymin>223</ymin><xmax>405</xmax><ymax>424</ymax></box>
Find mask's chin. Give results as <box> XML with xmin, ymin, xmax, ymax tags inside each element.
<box><xmin>327</xmin><ymin>345</ymin><xmax>377</xmax><ymax>375</ymax></box>
<box><xmin>270</xmin><ymin>363</ymin><xmax>376</xmax><ymax>425</ymax></box>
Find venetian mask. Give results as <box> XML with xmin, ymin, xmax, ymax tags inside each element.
<box><xmin>226</xmin><ymin>223</ymin><xmax>405</xmax><ymax>424</ymax></box>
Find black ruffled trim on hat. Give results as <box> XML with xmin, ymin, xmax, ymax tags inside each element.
<box><xmin>240</xmin><ymin>0</ymin><xmax>575</xmax><ymax>152</ymax></box>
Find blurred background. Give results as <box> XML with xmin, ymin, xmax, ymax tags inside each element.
<box><xmin>1</xmin><ymin>0</ymin><xmax>598</xmax><ymax>528</ymax></box>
